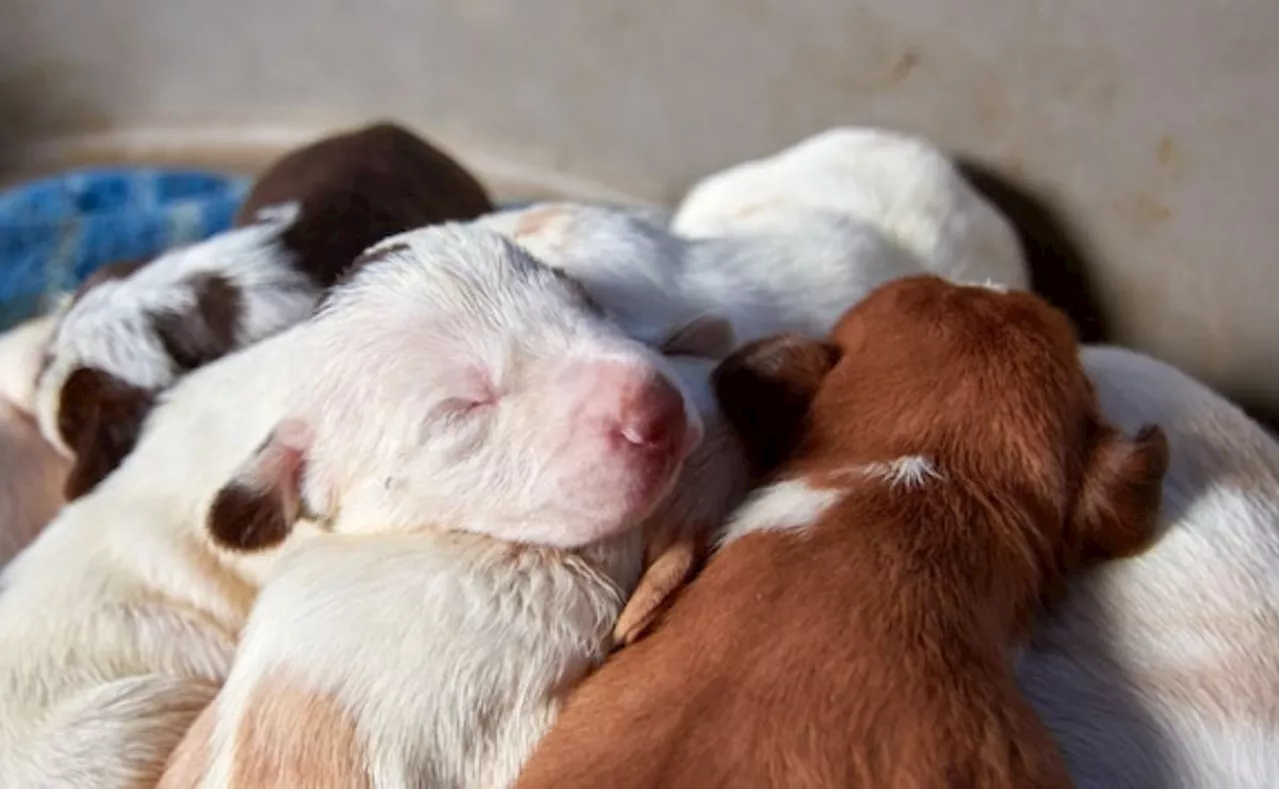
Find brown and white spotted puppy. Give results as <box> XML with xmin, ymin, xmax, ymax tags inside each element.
<box><xmin>34</xmin><ymin>122</ymin><xmax>494</xmax><ymax>500</ymax></box>
<box><xmin>514</xmin><ymin>276</ymin><xmax>1170</xmax><ymax>789</ymax></box>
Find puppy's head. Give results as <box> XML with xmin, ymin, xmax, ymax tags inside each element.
<box><xmin>720</xmin><ymin>275</ymin><xmax>1169</xmax><ymax>570</ymax></box>
<box><xmin>34</xmin><ymin>216</ymin><xmax>305</xmax><ymax>499</ymax></box>
<box><xmin>475</xmin><ymin>203</ymin><xmax>734</xmax><ymax>358</ymax></box>
<box><xmin>208</xmin><ymin>225</ymin><xmax>704</xmax><ymax>553</ymax></box>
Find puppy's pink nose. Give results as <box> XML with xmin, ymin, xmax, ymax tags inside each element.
<box><xmin>616</xmin><ymin>374</ymin><xmax>688</xmax><ymax>453</ymax></box>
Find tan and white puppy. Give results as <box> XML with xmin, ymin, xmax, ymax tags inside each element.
<box><xmin>670</xmin><ymin>126</ymin><xmax>1028</xmax><ymax>291</ymax></box>
<box><xmin>0</xmin><ymin>224</ymin><xmax>694</xmax><ymax>788</ymax></box>
<box><xmin>1019</xmin><ymin>346</ymin><xmax>1279</xmax><ymax>789</ymax></box>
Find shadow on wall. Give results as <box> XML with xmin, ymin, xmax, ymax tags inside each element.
<box><xmin>960</xmin><ymin>161</ymin><xmax>1278</xmax><ymax>435</ymax></box>
<box><xmin>957</xmin><ymin>161</ymin><xmax>1110</xmax><ymax>346</ymax></box>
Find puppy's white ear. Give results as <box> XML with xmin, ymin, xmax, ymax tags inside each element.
<box><xmin>207</xmin><ymin>419</ymin><xmax>312</xmax><ymax>552</ymax></box>
<box><xmin>660</xmin><ymin>315</ymin><xmax>736</xmax><ymax>359</ymax></box>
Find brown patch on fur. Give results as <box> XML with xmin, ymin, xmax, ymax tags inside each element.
<box><xmin>207</xmin><ymin>483</ymin><xmax>294</xmax><ymax>551</ymax></box>
<box><xmin>237</xmin><ymin>122</ymin><xmax>494</xmax><ymax>287</ymax></box>
<box><xmin>208</xmin><ymin>428</ymin><xmax>308</xmax><ymax>551</ymax></box>
<box><xmin>57</xmin><ymin>367</ymin><xmax>156</xmax><ymax>499</ymax></box>
<box><xmin>516</xmin><ymin>276</ymin><xmax>1168</xmax><ymax>789</ymax></box>
<box><xmin>150</xmin><ymin>273</ymin><xmax>243</xmax><ymax>373</ymax></box>
<box><xmin>156</xmin><ymin>698</ymin><xmax>218</xmax><ymax>789</ymax></box>
<box><xmin>231</xmin><ymin>670</ymin><xmax>371</xmax><ymax>789</ymax></box>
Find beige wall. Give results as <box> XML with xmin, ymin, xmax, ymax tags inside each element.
<box><xmin>1</xmin><ymin>0</ymin><xmax>1275</xmax><ymax>418</ymax></box>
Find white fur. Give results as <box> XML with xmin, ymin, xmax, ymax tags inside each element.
<box><xmin>1020</xmin><ymin>346</ymin><xmax>1279</xmax><ymax>789</ymax></box>
<box><xmin>859</xmin><ymin>455</ymin><xmax>943</xmax><ymax>488</ymax></box>
<box><xmin>671</xmin><ymin>126</ymin><xmax>1028</xmax><ymax>291</ymax></box>
<box><xmin>474</xmin><ymin>191</ymin><xmax>1024</xmax><ymax>355</ymax></box>
<box><xmin>474</xmin><ymin>204</ymin><xmax>917</xmax><ymax>349</ymax></box>
<box><xmin>719</xmin><ymin>478</ymin><xmax>845</xmax><ymax>544</ymax></box>
<box><xmin>719</xmin><ymin>455</ymin><xmax>943</xmax><ymax>544</ymax></box>
<box><xmin>34</xmin><ymin>203</ymin><xmax>314</xmax><ymax>456</ymax></box>
<box><xmin>0</xmin><ymin>314</ymin><xmax>57</xmax><ymax>413</ymax></box>
<box><xmin>0</xmin><ymin>223</ymin><xmax>696</xmax><ymax>787</ymax></box>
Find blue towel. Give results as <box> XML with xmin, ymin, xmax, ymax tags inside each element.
<box><xmin>0</xmin><ymin>169</ymin><xmax>250</xmax><ymax>329</ymax></box>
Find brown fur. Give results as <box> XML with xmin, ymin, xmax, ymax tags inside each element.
<box><xmin>56</xmin><ymin>368</ymin><xmax>156</xmax><ymax>499</ymax></box>
<box><xmin>229</xmin><ymin>670</ymin><xmax>371</xmax><ymax>789</ymax></box>
<box><xmin>237</xmin><ymin>121</ymin><xmax>494</xmax><ymax>288</ymax></box>
<box><xmin>516</xmin><ymin>276</ymin><xmax>1169</xmax><ymax>789</ymax></box>
<box><xmin>150</xmin><ymin>273</ymin><xmax>243</xmax><ymax>374</ymax></box>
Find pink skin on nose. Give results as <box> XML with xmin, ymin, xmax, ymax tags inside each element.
<box><xmin>614</xmin><ymin>373</ymin><xmax>694</xmax><ymax>458</ymax></box>
<box><xmin>562</xmin><ymin>361</ymin><xmax>700</xmax><ymax>467</ymax></box>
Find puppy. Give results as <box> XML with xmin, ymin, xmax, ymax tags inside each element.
<box><xmin>514</xmin><ymin>276</ymin><xmax>1169</xmax><ymax>789</ymax></box>
<box><xmin>153</xmin><ymin>230</ymin><xmax>711</xmax><ymax>783</ymax></box>
<box><xmin>34</xmin><ymin>122</ymin><xmax>494</xmax><ymax>500</ymax></box>
<box><xmin>1020</xmin><ymin>346</ymin><xmax>1279</xmax><ymax>789</ymax></box>
<box><xmin>0</xmin><ymin>316</ymin><xmax>70</xmax><ymax>565</ymax></box>
<box><xmin>0</xmin><ymin>225</ymin><xmax>685</xmax><ymax>788</ymax></box>
<box><xmin>670</xmin><ymin>126</ymin><xmax>1029</xmax><ymax>291</ymax></box>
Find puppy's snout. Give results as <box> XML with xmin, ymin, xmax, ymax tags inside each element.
<box><xmin>615</xmin><ymin>374</ymin><xmax>693</xmax><ymax>457</ymax></box>
<box><xmin>567</xmin><ymin>361</ymin><xmax>700</xmax><ymax>464</ymax></box>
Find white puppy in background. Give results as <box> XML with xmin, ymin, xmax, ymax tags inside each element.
<box><xmin>670</xmin><ymin>126</ymin><xmax>1028</xmax><ymax>291</ymax></box>
<box><xmin>473</xmin><ymin>130</ymin><xmax>1027</xmax><ymax>357</ymax></box>
<box><xmin>1021</xmin><ymin>346</ymin><xmax>1278</xmax><ymax>789</ymax></box>
<box><xmin>0</xmin><ymin>224</ymin><xmax>699</xmax><ymax>789</ymax></box>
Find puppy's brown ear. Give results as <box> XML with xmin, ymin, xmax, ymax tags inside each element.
<box><xmin>660</xmin><ymin>315</ymin><xmax>737</xmax><ymax>359</ymax></box>
<box><xmin>208</xmin><ymin>420</ymin><xmax>312</xmax><ymax>552</ymax></box>
<box><xmin>1069</xmin><ymin>424</ymin><xmax>1170</xmax><ymax>563</ymax></box>
<box><xmin>58</xmin><ymin>368</ymin><xmax>156</xmax><ymax>500</ymax></box>
<box><xmin>712</xmin><ymin>333</ymin><xmax>841</xmax><ymax>473</ymax></box>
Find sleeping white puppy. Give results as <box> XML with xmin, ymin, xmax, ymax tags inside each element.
<box><xmin>670</xmin><ymin>126</ymin><xmax>1029</xmax><ymax>292</ymax></box>
<box><xmin>1020</xmin><ymin>347</ymin><xmax>1278</xmax><ymax>789</ymax></box>
<box><xmin>157</xmin><ymin>354</ymin><xmax>742</xmax><ymax>789</ymax></box>
<box><xmin>0</xmin><ymin>225</ymin><xmax>699</xmax><ymax>788</ymax></box>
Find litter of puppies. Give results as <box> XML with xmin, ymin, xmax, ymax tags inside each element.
<box><xmin>0</xmin><ymin>123</ymin><xmax>1273</xmax><ymax>789</ymax></box>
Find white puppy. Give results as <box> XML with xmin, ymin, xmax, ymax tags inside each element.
<box><xmin>1019</xmin><ymin>347</ymin><xmax>1278</xmax><ymax>789</ymax></box>
<box><xmin>473</xmin><ymin>140</ymin><xmax>1027</xmax><ymax>356</ymax></box>
<box><xmin>474</xmin><ymin>203</ymin><xmax>925</xmax><ymax>355</ymax></box>
<box><xmin>0</xmin><ymin>225</ymin><xmax>696</xmax><ymax>788</ymax></box>
<box><xmin>159</xmin><ymin>354</ymin><xmax>729</xmax><ymax>789</ymax></box>
<box><xmin>670</xmin><ymin>126</ymin><xmax>1028</xmax><ymax>291</ymax></box>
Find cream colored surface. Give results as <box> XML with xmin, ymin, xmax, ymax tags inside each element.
<box><xmin>0</xmin><ymin>0</ymin><xmax>1275</xmax><ymax>415</ymax></box>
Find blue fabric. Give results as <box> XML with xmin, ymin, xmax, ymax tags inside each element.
<box><xmin>0</xmin><ymin>169</ymin><xmax>250</xmax><ymax>329</ymax></box>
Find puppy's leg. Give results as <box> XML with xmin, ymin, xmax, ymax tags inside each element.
<box><xmin>613</xmin><ymin>529</ymin><xmax>705</xmax><ymax>647</ymax></box>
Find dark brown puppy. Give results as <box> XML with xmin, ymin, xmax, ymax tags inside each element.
<box><xmin>515</xmin><ymin>276</ymin><xmax>1169</xmax><ymax>789</ymax></box>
